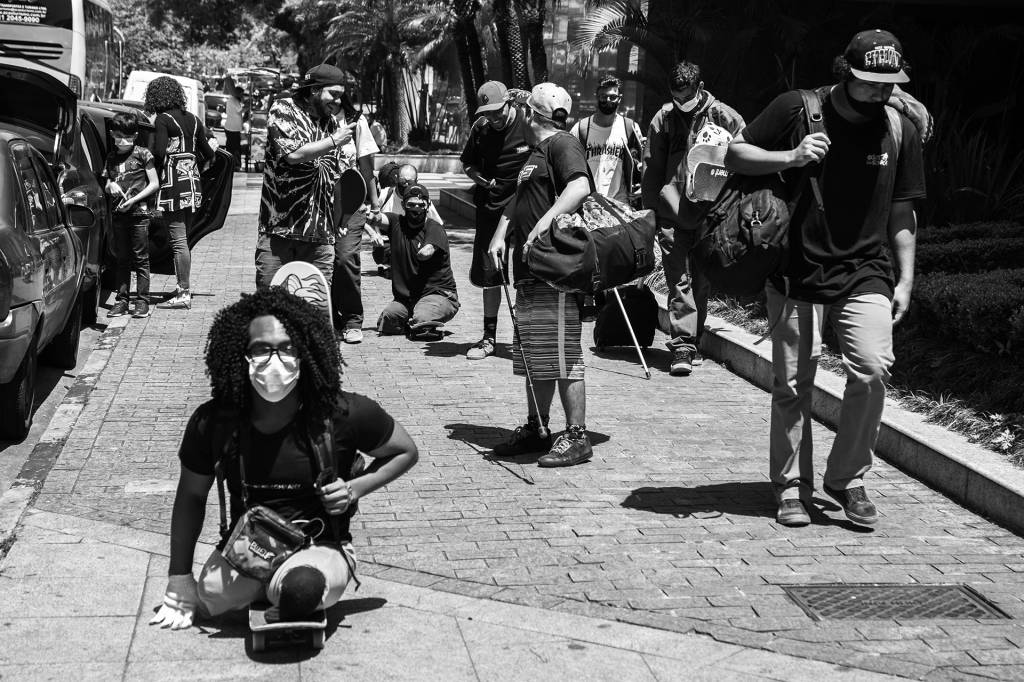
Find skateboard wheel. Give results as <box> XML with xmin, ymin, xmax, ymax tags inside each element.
<box><xmin>252</xmin><ymin>632</ymin><xmax>266</xmax><ymax>652</ymax></box>
<box><xmin>311</xmin><ymin>630</ymin><xmax>325</xmax><ymax>649</ymax></box>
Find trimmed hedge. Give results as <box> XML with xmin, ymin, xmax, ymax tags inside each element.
<box><xmin>911</xmin><ymin>268</ymin><xmax>1024</xmax><ymax>356</ymax></box>
<box><xmin>917</xmin><ymin>221</ymin><xmax>1023</xmax><ymax>244</ymax></box>
<box><xmin>917</xmin><ymin>237</ymin><xmax>1024</xmax><ymax>274</ymax></box>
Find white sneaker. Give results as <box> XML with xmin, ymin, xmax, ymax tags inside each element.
<box><xmin>157</xmin><ymin>290</ymin><xmax>191</xmax><ymax>309</ymax></box>
<box><xmin>342</xmin><ymin>328</ymin><xmax>363</xmax><ymax>344</ymax></box>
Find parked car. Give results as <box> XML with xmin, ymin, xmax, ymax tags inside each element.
<box><xmin>76</xmin><ymin>100</ymin><xmax>236</xmax><ymax>278</ymax></box>
<box><xmin>0</xmin><ymin>129</ymin><xmax>95</xmax><ymax>440</ymax></box>
<box><xmin>204</xmin><ymin>93</ymin><xmax>228</xmax><ymax>130</ymax></box>
<box><xmin>1</xmin><ymin>64</ymin><xmax>111</xmax><ymax>324</ymax></box>
<box><xmin>122</xmin><ymin>71</ymin><xmax>207</xmax><ymax>123</ymax></box>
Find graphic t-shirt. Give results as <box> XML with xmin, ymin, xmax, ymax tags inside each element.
<box><xmin>385</xmin><ymin>214</ymin><xmax>457</xmax><ymax>302</ymax></box>
<box><xmin>570</xmin><ymin>115</ymin><xmax>631</xmax><ymax>202</ymax></box>
<box><xmin>105</xmin><ymin>146</ymin><xmax>155</xmax><ymax>216</ymax></box>
<box><xmin>740</xmin><ymin>88</ymin><xmax>926</xmax><ymax>303</ymax></box>
<box><xmin>260</xmin><ymin>100</ymin><xmax>379</xmax><ymax>245</ymax></box>
<box><xmin>178</xmin><ymin>392</ymin><xmax>395</xmax><ymax>543</ymax></box>
<box><xmin>460</xmin><ymin>108</ymin><xmax>532</xmax><ymax>212</ymax></box>
<box><xmin>511</xmin><ymin>131</ymin><xmax>593</xmax><ymax>283</ymax></box>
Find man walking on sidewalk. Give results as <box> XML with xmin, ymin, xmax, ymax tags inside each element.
<box><xmin>460</xmin><ymin>81</ymin><xmax>532</xmax><ymax>361</ymax></box>
<box><xmin>570</xmin><ymin>76</ymin><xmax>644</xmax><ymax>205</ymax></box>
<box><xmin>641</xmin><ymin>62</ymin><xmax>745</xmax><ymax>377</ymax></box>
<box><xmin>488</xmin><ymin>83</ymin><xmax>596</xmax><ymax>468</ymax></box>
<box><xmin>725</xmin><ymin>29</ymin><xmax>925</xmax><ymax>527</ymax></box>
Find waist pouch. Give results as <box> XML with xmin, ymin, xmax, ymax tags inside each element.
<box><xmin>221</xmin><ymin>505</ymin><xmax>316</xmax><ymax>582</ymax></box>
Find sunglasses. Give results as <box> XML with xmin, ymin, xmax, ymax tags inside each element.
<box><xmin>598</xmin><ymin>95</ymin><xmax>622</xmax><ymax>102</ymax></box>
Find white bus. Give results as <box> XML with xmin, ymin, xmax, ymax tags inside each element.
<box><xmin>0</xmin><ymin>0</ymin><xmax>123</xmax><ymax>100</ymax></box>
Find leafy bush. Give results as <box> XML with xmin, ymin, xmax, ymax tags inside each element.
<box><xmin>917</xmin><ymin>237</ymin><xmax>1024</xmax><ymax>274</ymax></box>
<box><xmin>911</xmin><ymin>268</ymin><xmax>1024</xmax><ymax>356</ymax></box>
<box><xmin>917</xmin><ymin>221</ymin><xmax>1023</xmax><ymax>244</ymax></box>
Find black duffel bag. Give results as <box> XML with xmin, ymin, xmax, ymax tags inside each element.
<box><xmin>526</xmin><ymin>193</ymin><xmax>657</xmax><ymax>295</ymax></box>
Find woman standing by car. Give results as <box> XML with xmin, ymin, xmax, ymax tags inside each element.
<box><xmin>146</xmin><ymin>76</ymin><xmax>216</xmax><ymax>310</ymax></box>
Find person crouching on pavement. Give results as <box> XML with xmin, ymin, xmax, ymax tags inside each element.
<box><xmin>487</xmin><ymin>83</ymin><xmax>596</xmax><ymax>468</ymax></box>
<box><xmin>150</xmin><ymin>288</ymin><xmax>418</xmax><ymax>629</ymax></box>
<box><xmin>367</xmin><ymin>184</ymin><xmax>460</xmax><ymax>342</ymax></box>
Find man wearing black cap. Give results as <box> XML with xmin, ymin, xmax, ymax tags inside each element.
<box><xmin>726</xmin><ymin>29</ymin><xmax>926</xmax><ymax>528</ymax></box>
<box><xmin>460</xmin><ymin>80</ymin><xmax>532</xmax><ymax>361</ymax></box>
<box><xmin>256</xmin><ymin>64</ymin><xmax>380</xmax><ymax>312</ymax></box>
<box><xmin>366</xmin><ymin>184</ymin><xmax>459</xmax><ymax>341</ymax></box>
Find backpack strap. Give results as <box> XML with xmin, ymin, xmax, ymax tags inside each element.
<box><xmin>797</xmin><ymin>88</ymin><xmax>827</xmax><ymax>212</ymax></box>
<box><xmin>210</xmin><ymin>406</ymin><xmax>240</xmax><ymax>547</ymax></box>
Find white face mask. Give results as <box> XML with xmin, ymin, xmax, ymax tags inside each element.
<box><xmin>248</xmin><ymin>355</ymin><xmax>300</xmax><ymax>403</ymax></box>
<box><xmin>674</xmin><ymin>91</ymin><xmax>702</xmax><ymax>113</ymax></box>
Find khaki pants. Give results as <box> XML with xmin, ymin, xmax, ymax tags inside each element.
<box><xmin>766</xmin><ymin>285</ymin><xmax>894</xmax><ymax>502</ymax></box>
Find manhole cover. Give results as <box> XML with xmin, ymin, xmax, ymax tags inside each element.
<box><xmin>782</xmin><ymin>584</ymin><xmax>1010</xmax><ymax>621</ymax></box>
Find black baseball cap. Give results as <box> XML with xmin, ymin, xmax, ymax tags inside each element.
<box><xmin>402</xmin><ymin>184</ymin><xmax>430</xmax><ymax>203</ymax></box>
<box><xmin>844</xmin><ymin>29</ymin><xmax>910</xmax><ymax>84</ymax></box>
<box><xmin>298</xmin><ymin>64</ymin><xmax>347</xmax><ymax>90</ymax></box>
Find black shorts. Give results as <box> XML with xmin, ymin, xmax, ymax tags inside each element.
<box><xmin>470</xmin><ymin>204</ymin><xmax>508</xmax><ymax>288</ymax></box>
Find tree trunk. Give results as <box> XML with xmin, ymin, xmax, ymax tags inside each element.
<box><xmin>518</xmin><ymin>0</ymin><xmax>548</xmax><ymax>83</ymax></box>
<box><xmin>455</xmin><ymin>32</ymin><xmax>479</xmax><ymax>114</ymax></box>
<box><xmin>389</xmin><ymin>64</ymin><xmax>412</xmax><ymax>147</ymax></box>
<box><xmin>493</xmin><ymin>0</ymin><xmax>530</xmax><ymax>89</ymax></box>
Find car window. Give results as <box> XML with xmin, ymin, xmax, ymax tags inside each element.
<box><xmin>11</xmin><ymin>143</ymin><xmax>53</xmax><ymax>232</ymax></box>
<box><xmin>79</xmin><ymin>116</ymin><xmax>106</xmax><ymax>176</ymax></box>
<box><xmin>30</xmin><ymin>156</ymin><xmax>63</xmax><ymax>229</ymax></box>
<box><xmin>6</xmin><ymin>155</ymin><xmax>29</xmax><ymax>233</ymax></box>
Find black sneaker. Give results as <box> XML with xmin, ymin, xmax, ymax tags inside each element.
<box><xmin>132</xmin><ymin>300</ymin><xmax>151</xmax><ymax>318</ymax></box>
<box><xmin>692</xmin><ymin>350</ymin><xmax>704</xmax><ymax>366</ymax></box>
<box><xmin>108</xmin><ymin>299</ymin><xmax>130</xmax><ymax>317</ymax></box>
<box><xmin>493</xmin><ymin>421</ymin><xmax>551</xmax><ymax>457</ymax></box>
<box><xmin>776</xmin><ymin>499</ymin><xmax>811</xmax><ymax>526</ymax></box>
<box><xmin>669</xmin><ymin>348</ymin><xmax>694</xmax><ymax>376</ymax></box>
<box><xmin>823</xmin><ymin>485</ymin><xmax>878</xmax><ymax>525</ymax></box>
<box><xmin>538</xmin><ymin>427</ymin><xmax>593</xmax><ymax>467</ymax></box>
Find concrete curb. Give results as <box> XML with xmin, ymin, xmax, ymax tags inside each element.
<box><xmin>0</xmin><ymin>317</ymin><xmax>129</xmax><ymax>556</ymax></box>
<box><xmin>440</xmin><ymin>187</ymin><xmax>475</xmax><ymax>221</ymax></box>
<box><xmin>702</xmin><ymin>314</ymin><xmax>1024</xmax><ymax>535</ymax></box>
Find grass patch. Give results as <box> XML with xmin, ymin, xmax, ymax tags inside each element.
<box><xmin>707</xmin><ymin>296</ymin><xmax>1024</xmax><ymax>467</ymax></box>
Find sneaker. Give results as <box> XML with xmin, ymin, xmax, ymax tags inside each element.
<box><xmin>493</xmin><ymin>421</ymin><xmax>552</xmax><ymax>457</ymax></box>
<box><xmin>580</xmin><ymin>296</ymin><xmax>598</xmax><ymax>323</ymax></box>
<box><xmin>823</xmin><ymin>485</ymin><xmax>878</xmax><ymax>525</ymax></box>
<box><xmin>409</xmin><ymin>327</ymin><xmax>443</xmax><ymax>342</ymax></box>
<box><xmin>466</xmin><ymin>337</ymin><xmax>495</xmax><ymax>361</ymax></box>
<box><xmin>157</xmin><ymin>290</ymin><xmax>191</xmax><ymax>309</ymax></box>
<box><xmin>538</xmin><ymin>427</ymin><xmax>593</xmax><ymax>468</ymax></box>
<box><xmin>669</xmin><ymin>348</ymin><xmax>694</xmax><ymax>376</ymax></box>
<box><xmin>342</xmin><ymin>328</ymin><xmax>363</xmax><ymax>344</ymax></box>
<box><xmin>107</xmin><ymin>299</ymin><xmax>130</xmax><ymax>317</ymax></box>
<box><xmin>776</xmin><ymin>499</ymin><xmax>811</xmax><ymax>526</ymax></box>
<box><xmin>692</xmin><ymin>350</ymin><xmax>704</xmax><ymax>366</ymax></box>
<box><xmin>132</xmin><ymin>300</ymin><xmax>151</xmax><ymax>318</ymax></box>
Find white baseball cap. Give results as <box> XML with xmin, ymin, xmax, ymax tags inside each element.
<box><xmin>527</xmin><ymin>83</ymin><xmax>572</xmax><ymax>125</ymax></box>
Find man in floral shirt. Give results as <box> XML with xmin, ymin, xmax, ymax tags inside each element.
<box><xmin>255</xmin><ymin>64</ymin><xmax>379</xmax><ymax>289</ymax></box>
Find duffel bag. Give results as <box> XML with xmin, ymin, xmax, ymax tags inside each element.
<box><xmin>527</xmin><ymin>193</ymin><xmax>657</xmax><ymax>295</ymax></box>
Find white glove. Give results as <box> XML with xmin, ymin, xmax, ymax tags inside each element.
<box><xmin>149</xmin><ymin>574</ymin><xmax>199</xmax><ymax>630</ymax></box>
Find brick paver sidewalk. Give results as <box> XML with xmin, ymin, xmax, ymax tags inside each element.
<box><xmin>6</xmin><ymin>174</ymin><xmax>1024</xmax><ymax>680</ymax></box>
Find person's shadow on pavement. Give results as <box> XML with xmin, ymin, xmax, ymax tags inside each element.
<box><xmin>622</xmin><ymin>483</ymin><xmax>874</xmax><ymax>532</ymax></box>
<box><xmin>423</xmin><ymin>341</ymin><xmax>512</xmax><ymax>360</ymax></box>
<box><xmin>204</xmin><ymin>596</ymin><xmax>387</xmax><ymax>662</ymax></box>
<box><xmin>445</xmin><ymin>422</ymin><xmax>611</xmax><ymax>465</ymax></box>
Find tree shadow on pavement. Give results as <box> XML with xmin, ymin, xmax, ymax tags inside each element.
<box><xmin>589</xmin><ymin>345</ymin><xmax>673</xmax><ymax>375</ymax></box>
<box><xmin>622</xmin><ymin>483</ymin><xmax>874</xmax><ymax>533</ymax></box>
<box><xmin>206</xmin><ymin>597</ymin><xmax>387</xmax><ymax>662</ymax></box>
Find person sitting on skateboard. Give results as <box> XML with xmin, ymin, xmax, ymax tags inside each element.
<box><xmin>367</xmin><ymin>184</ymin><xmax>460</xmax><ymax>342</ymax></box>
<box><xmin>150</xmin><ymin>288</ymin><xmax>418</xmax><ymax>629</ymax></box>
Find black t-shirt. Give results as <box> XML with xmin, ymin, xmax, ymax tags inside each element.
<box><xmin>178</xmin><ymin>392</ymin><xmax>395</xmax><ymax>543</ymax></box>
<box><xmin>740</xmin><ymin>89</ymin><xmax>926</xmax><ymax>303</ymax></box>
<box><xmin>460</xmin><ymin>109</ymin><xmax>533</xmax><ymax>212</ymax></box>
<box><xmin>510</xmin><ymin>131</ymin><xmax>593</xmax><ymax>283</ymax></box>
<box><xmin>385</xmin><ymin>214</ymin><xmax>457</xmax><ymax>302</ymax></box>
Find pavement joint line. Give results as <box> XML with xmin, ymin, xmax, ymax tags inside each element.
<box><xmin>0</xmin><ymin>315</ymin><xmax>131</xmax><ymax>558</ymax></box>
<box><xmin>700</xmin><ymin>315</ymin><xmax>1024</xmax><ymax>537</ymax></box>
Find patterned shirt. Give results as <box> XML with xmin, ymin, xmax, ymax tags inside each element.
<box><xmin>259</xmin><ymin>98</ymin><xmax>378</xmax><ymax>244</ymax></box>
<box><xmin>105</xmin><ymin>146</ymin><xmax>155</xmax><ymax>216</ymax></box>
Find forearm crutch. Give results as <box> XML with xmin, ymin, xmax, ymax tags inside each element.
<box><xmin>611</xmin><ymin>286</ymin><xmax>652</xmax><ymax>380</ymax></box>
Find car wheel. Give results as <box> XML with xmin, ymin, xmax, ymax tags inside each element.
<box><xmin>0</xmin><ymin>334</ymin><xmax>38</xmax><ymax>441</ymax></box>
<box><xmin>41</xmin><ymin>293</ymin><xmax>83</xmax><ymax>369</ymax></box>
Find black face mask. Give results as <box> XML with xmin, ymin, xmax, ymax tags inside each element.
<box><xmin>844</xmin><ymin>82</ymin><xmax>886</xmax><ymax>121</ymax></box>
<box><xmin>597</xmin><ymin>101</ymin><xmax>619</xmax><ymax>115</ymax></box>
<box><xmin>405</xmin><ymin>207</ymin><xmax>427</xmax><ymax>225</ymax></box>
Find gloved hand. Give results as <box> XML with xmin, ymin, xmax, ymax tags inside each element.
<box><xmin>149</xmin><ymin>574</ymin><xmax>199</xmax><ymax>630</ymax></box>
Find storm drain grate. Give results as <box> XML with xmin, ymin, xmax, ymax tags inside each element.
<box><xmin>782</xmin><ymin>584</ymin><xmax>1011</xmax><ymax>621</ymax></box>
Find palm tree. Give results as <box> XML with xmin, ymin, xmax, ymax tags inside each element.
<box><xmin>517</xmin><ymin>0</ymin><xmax>548</xmax><ymax>83</ymax></box>
<box><xmin>492</xmin><ymin>0</ymin><xmax>530</xmax><ymax>89</ymax></box>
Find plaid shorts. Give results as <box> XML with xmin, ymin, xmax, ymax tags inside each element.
<box><xmin>511</xmin><ymin>280</ymin><xmax>584</xmax><ymax>381</ymax></box>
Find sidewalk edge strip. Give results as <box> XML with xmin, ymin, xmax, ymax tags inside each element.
<box><xmin>0</xmin><ymin>319</ymin><xmax>129</xmax><ymax>557</ymax></box>
<box><xmin>702</xmin><ymin>314</ymin><xmax>1024</xmax><ymax>535</ymax></box>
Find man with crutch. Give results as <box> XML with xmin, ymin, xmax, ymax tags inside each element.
<box><xmin>488</xmin><ymin>83</ymin><xmax>595</xmax><ymax>467</ymax></box>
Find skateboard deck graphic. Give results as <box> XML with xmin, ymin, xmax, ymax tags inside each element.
<box><xmin>271</xmin><ymin>261</ymin><xmax>333</xmax><ymax>325</ymax></box>
<box><xmin>249</xmin><ymin>601</ymin><xmax>326</xmax><ymax>652</ymax></box>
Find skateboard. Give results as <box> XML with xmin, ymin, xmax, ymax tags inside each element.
<box><xmin>335</xmin><ymin>167</ymin><xmax>367</xmax><ymax>229</ymax></box>
<box><xmin>248</xmin><ymin>601</ymin><xmax>326</xmax><ymax>652</ymax></box>
<box><xmin>271</xmin><ymin>260</ymin><xmax>333</xmax><ymax>325</ymax></box>
<box><xmin>685</xmin><ymin>143</ymin><xmax>732</xmax><ymax>202</ymax></box>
